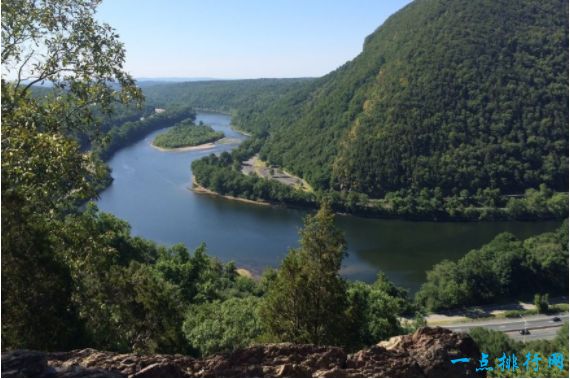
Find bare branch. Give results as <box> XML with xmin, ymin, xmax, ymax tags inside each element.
<box><xmin>15</xmin><ymin>49</ymin><xmax>35</xmax><ymax>88</ymax></box>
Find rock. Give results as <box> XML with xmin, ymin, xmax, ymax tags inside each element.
<box><xmin>313</xmin><ymin>367</ymin><xmax>346</xmax><ymax>377</ymax></box>
<box><xmin>131</xmin><ymin>362</ymin><xmax>187</xmax><ymax>378</ymax></box>
<box><xmin>274</xmin><ymin>363</ymin><xmax>310</xmax><ymax>377</ymax></box>
<box><xmin>1</xmin><ymin>327</ymin><xmax>482</xmax><ymax>377</ymax></box>
<box><xmin>377</xmin><ymin>327</ymin><xmax>482</xmax><ymax>377</ymax></box>
<box><xmin>346</xmin><ymin>345</ymin><xmax>424</xmax><ymax>377</ymax></box>
<box><xmin>1</xmin><ymin>350</ymin><xmax>49</xmax><ymax>378</ymax></box>
<box><xmin>1</xmin><ymin>350</ymin><xmax>120</xmax><ymax>378</ymax></box>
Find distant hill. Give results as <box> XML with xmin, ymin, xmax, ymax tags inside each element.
<box><xmin>135</xmin><ymin>77</ymin><xmax>222</xmax><ymax>87</ymax></box>
<box><xmin>142</xmin><ymin>78</ymin><xmax>315</xmax><ymax>128</ymax></box>
<box><xmin>136</xmin><ymin>77</ymin><xmax>221</xmax><ymax>82</ymax></box>
<box><xmin>246</xmin><ymin>0</ymin><xmax>568</xmax><ymax>197</ymax></box>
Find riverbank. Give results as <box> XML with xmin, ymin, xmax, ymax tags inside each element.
<box><xmin>150</xmin><ymin>140</ymin><xmax>217</xmax><ymax>152</ymax></box>
<box><xmin>190</xmin><ymin>176</ymin><xmax>272</xmax><ymax>207</ymax></box>
<box><xmin>197</xmin><ymin>158</ymin><xmax>569</xmax><ymax>221</ymax></box>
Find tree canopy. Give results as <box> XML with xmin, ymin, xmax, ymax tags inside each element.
<box><xmin>235</xmin><ymin>0</ymin><xmax>568</xmax><ymax>200</ymax></box>
<box><xmin>416</xmin><ymin>220</ymin><xmax>568</xmax><ymax>311</ymax></box>
<box><xmin>153</xmin><ymin>120</ymin><xmax>224</xmax><ymax>149</ymax></box>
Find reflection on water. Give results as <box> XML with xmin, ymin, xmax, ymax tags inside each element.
<box><xmin>97</xmin><ymin>112</ymin><xmax>560</xmax><ymax>292</ymax></box>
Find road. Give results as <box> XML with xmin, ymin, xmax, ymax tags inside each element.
<box><xmin>445</xmin><ymin>313</ymin><xmax>568</xmax><ymax>341</ymax></box>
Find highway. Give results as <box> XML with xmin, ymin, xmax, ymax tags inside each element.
<box><xmin>445</xmin><ymin>313</ymin><xmax>568</xmax><ymax>341</ymax></box>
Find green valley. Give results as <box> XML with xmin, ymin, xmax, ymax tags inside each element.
<box><xmin>2</xmin><ymin>0</ymin><xmax>568</xmax><ymax>377</ymax></box>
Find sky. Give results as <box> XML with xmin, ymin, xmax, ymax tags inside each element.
<box><xmin>96</xmin><ymin>0</ymin><xmax>412</xmax><ymax>79</ymax></box>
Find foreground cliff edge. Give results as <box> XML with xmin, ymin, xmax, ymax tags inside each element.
<box><xmin>1</xmin><ymin>328</ymin><xmax>482</xmax><ymax>378</ymax></box>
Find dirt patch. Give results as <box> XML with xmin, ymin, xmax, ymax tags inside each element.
<box><xmin>241</xmin><ymin>155</ymin><xmax>312</xmax><ymax>192</ymax></box>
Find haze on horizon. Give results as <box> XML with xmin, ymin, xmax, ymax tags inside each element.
<box><xmin>96</xmin><ymin>0</ymin><xmax>412</xmax><ymax>80</ymax></box>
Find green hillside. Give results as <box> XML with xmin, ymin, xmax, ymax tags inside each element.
<box><xmin>251</xmin><ymin>0</ymin><xmax>568</xmax><ymax>197</ymax></box>
<box><xmin>142</xmin><ymin>78</ymin><xmax>313</xmax><ymax>134</ymax></box>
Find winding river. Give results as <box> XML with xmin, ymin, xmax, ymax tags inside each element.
<box><xmin>97</xmin><ymin>112</ymin><xmax>560</xmax><ymax>292</ymax></box>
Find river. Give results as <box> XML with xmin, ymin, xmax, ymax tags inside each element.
<box><xmin>97</xmin><ymin>112</ymin><xmax>561</xmax><ymax>292</ymax></box>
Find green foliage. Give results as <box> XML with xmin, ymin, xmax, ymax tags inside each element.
<box><xmin>1</xmin><ymin>193</ymin><xmax>80</xmax><ymax>350</ymax></box>
<box><xmin>229</xmin><ymin>0</ymin><xmax>569</xmax><ymax>207</ymax></box>
<box><xmin>470</xmin><ymin>323</ymin><xmax>569</xmax><ymax>378</ymax></box>
<box><xmin>1</xmin><ymin>0</ymin><xmax>142</xmax><ymax>351</ymax></box>
<box><xmin>533</xmin><ymin>294</ymin><xmax>550</xmax><ymax>314</ymax></box>
<box><xmin>153</xmin><ymin>120</ymin><xmax>224</xmax><ymax>149</ymax></box>
<box><xmin>504</xmin><ymin>310</ymin><xmax>537</xmax><ymax>318</ymax></box>
<box><xmin>102</xmin><ymin>262</ymin><xmax>187</xmax><ymax>353</ymax></box>
<box><xmin>192</xmin><ymin>150</ymin><xmax>316</xmax><ymax>207</ymax></box>
<box><xmin>96</xmin><ymin>106</ymin><xmax>196</xmax><ymax>159</ymax></box>
<box><xmin>260</xmin><ymin>203</ymin><xmax>349</xmax><ymax>346</ymax></box>
<box><xmin>182</xmin><ymin>297</ymin><xmax>263</xmax><ymax>356</ymax></box>
<box><xmin>416</xmin><ymin>221</ymin><xmax>569</xmax><ymax>311</ymax></box>
<box><xmin>142</xmin><ymin>78</ymin><xmax>313</xmax><ymax>134</ymax></box>
<box><xmin>3</xmin><ymin>0</ymin><xmax>567</xmax><ymax>360</ymax></box>
<box><xmin>554</xmin><ymin>322</ymin><xmax>569</xmax><ymax>354</ymax></box>
<box><xmin>259</xmin><ymin>205</ymin><xmax>410</xmax><ymax>350</ymax></box>
<box><xmin>506</xmin><ymin>186</ymin><xmax>570</xmax><ymax>219</ymax></box>
<box><xmin>469</xmin><ymin>327</ymin><xmax>522</xmax><ymax>358</ymax></box>
<box><xmin>184</xmin><ymin>0</ymin><xmax>568</xmax><ymax>221</ymax></box>
<box><xmin>2</xmin><ymin>0</ymin><xmax>141</xmax><ymax>110</ymax></box>
<box><xmin>345</xmin><ymin>274</ymin><xmax>409</xmax><ymax>349</ymax></box>
<box><xmin>194</xmin><ymin>139</ymin><xmax>566</xmax><ymax>220</ymax></box>
<box><xmin>49</xmin><ymin>205</ymin><xmax>261</xmax><ymax>353</ymax></box>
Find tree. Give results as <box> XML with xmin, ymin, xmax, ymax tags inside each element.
<box><xmin>2</xmin><ymin>0</ymin><xmax>140</xmax><ymax>108</ymax></box>
<box><xmin>470</xmin><ymin>324</ymin><xmax>569</xmax><ymax>378</ymax></box>
<box><xmin>260</xmin><ymin>202</ymin><xmax>348</xmax><ymax>346</ymax></box>
<box><xmin>182</xmin><ymin>297</ymin><xmax>263</xmax><ymax>356</ymax></box>
<box><xmin>2</xmin><ymin>0</ymin><xmax>142</xmax><ymax>212</ymax></box>
<box><xmin>0</xmin><ymin>196</ymin><xmax>81</xmax><ymax>350</ymax></box>
<box><xmin>1</xmin><ymin>0</ymin><xmax>141</xmax><ymax>350</ymax></box>
<box><xmin>534</xmin><ymin>293</ymin><xmax>550</xmax><ymax>314</ymax></box>
<box><xmin>105</xmin><ymin>262</ymin><xmax>187</xmax><ymax>354</ymax></box>
<box><xmin>344</xmin><ymin>277</ymin><xmax>405</xmax><ymax>349</ymax></box>
<box><xmin>416</xmin><ymin>223</ymin><xmax>568</xmax><ymax>312</ymax></box>
<box><xmin>468</xmin><ymin>327</ymin><xmax>521</xmax><ymax>358</ymax></box>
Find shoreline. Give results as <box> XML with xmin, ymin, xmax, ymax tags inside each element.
<box><xmin>150</xmin><ymin>141</ymin><xmax>217</xmax><ymax>152</ymax></box>
<box><xmin>189</xmin><ymin>177</ymin><xmax>566</xmax><ymax>222</ymax></box>
<box><xmin>190</xmin><ymin>176</ymin><xmax>272</xmax><ymax>207</ymax></box>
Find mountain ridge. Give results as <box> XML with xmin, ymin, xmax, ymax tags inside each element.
<box><xmin>251</xmin><ymin>0</ymin><xmax>568</xmax><ymax>197</ymax></box>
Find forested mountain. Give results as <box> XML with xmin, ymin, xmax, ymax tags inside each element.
<box><xmin>242</xmin><ymin>0</ymin><xmax>568</xmax><ymax>197</ymax></box>
<box><xmin>28</xmin><ymin>78</ymin><xmax>312</xmax><ymax>158</ymax></box>
<box><xmin>142</xmin><ymin>78</ymin><xmax>313</xmax><ymax>132</ymax></box>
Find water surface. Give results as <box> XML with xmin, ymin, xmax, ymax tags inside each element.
<box><xmin>97</xmin><ymin>112</ymin><xmax>560</xmax><ymax>292</ymax></box>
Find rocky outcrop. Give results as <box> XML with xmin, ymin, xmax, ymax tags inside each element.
<box><xmin>2</xmin><ymin>327</ymin><xmax>482</xmax><ymax>377</ymax></box>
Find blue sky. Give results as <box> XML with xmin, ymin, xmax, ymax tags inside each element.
<box><xmin>96</xmin><ymin>0</ymin><xmax>411</xmax><ymax>79</ymax></box>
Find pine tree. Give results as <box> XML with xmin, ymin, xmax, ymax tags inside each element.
<box><xmin>260</xmin><ymin>202</ymin><xmax>348</xmax><ymax>345</ymax></box>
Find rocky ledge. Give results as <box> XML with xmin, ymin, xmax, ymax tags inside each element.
<box><xmin>2</xmin><ymin>327</ymin><xmax>482</xmax><ymax>377</ymax></box>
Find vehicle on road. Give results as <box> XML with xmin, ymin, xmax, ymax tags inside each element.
<box><xmin>552</xmin><ymin>316</ymin><xmax>561</xmax><ymax>322</ymax></box>
<box><xmin>519</xmin><ymin>329</ymin><xmax>530</xmax><ymax>335</ymax></box>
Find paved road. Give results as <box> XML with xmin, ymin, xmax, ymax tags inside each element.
<box><xmin>506</xmin><ymin>327</ymin><xmax>561</xmax><ymax>341</ymax></box>
<box><xmin>426</xmin><ymin>296</ymin><xmax>568</xmax><ymax>324</ymax></box>
<box><xmin>445</xmin><ymin>313</ymin><xmax>568</xmax><ymax>341</ymax></box>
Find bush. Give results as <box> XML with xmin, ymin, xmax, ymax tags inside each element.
<box><xmin>182</xmin><ymin>297</ymin><xmax>263</xmax><ymax>356</ymax></box>
<box><xmin>416</xmin><ymin>222</ymin><xmax>568</xmax><ymax>311</ymax></box>
<box><xmin>534</xmin><ymin>294</ymin><xmax>550</xmax><ymax>314</ymax></box>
